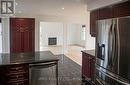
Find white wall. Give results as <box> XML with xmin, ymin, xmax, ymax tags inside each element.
<box><xmin>0</xmin><ymin>23</ymin><xmax>2</xmax><ymax>53</ymax></box>
<box><xmin>40</xmin><ymin>22</ymin><xmax>63</xmax><ymax>46</ymax></box>
<box><xmin>1</xmin><ymin>9</ymin><xmax>96</xmax><ymax>53</ymax></box>
<box><xmin>1</xmin><ymin>18</ymin><xmax>10</xmax><ymax>53</ymax></box>
<box><xmin>67</xmin><ymin>24</ymin><xmax>77</xmax><ymax>45</ymax></box>
<box><xmin>67</xmin><ymin>23</ymin><xmax>85</xmax><ymax>47</ymax></box>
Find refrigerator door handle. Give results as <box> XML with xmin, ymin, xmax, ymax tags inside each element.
<box><xmin>111</xmin><ymin>22</ymin><xmax>116</xmax><ymax>67</ymax></box>
<box><xmin>108</xmin><ymin>20</ymin><xmax>117</xmax><ymax>67</ymax></box>
<box><xmin>108</xmin><ymin>23</ymin><xmax>114</xmax><ymax>66</ymax></box>
<box><xmin>113</xmin><ymin>22</ymin><xmax>119</xmax><ymax>65</ymax></box>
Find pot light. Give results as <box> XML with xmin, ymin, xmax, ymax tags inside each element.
<box><xmin>15</xmin><ymin>2</ymin><xmax>18</xmax><ymax>5</ymax></box>
<box><xmin>62</xmin><ymin>8</ymin><xmax>65</xmax><ymax>10</ymax></box>
<box><xmin>18</xmin><ymin>11</ymin><xmax>22</xmax><ymax>13</ymax></box>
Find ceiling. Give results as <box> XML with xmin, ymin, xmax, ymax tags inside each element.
<box><xmin>85</xmin><ymin>0</ymin><xmax>125</xmax><ymax>10</ymax></box>
<box><xmin>15</xmin><ymin>0</ymin><xmax>88</xmax><ymax>16</ymax></box>
<box><xmin>14</xmin><ymin>0</ymin><xmax>125</xmax><ymax>16</ymax></box>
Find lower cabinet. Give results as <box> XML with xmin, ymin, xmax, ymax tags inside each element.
<box><xmin>0</xmin><ymin>64</ymin><xmax>29</xmax><ymax>85</ymax></box>
<box><xmin>82</xmin><ymin>51</ymin><xmax>95</xmax><ymax>85</ymax></box>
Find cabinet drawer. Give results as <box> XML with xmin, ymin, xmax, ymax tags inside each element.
<box><xmin>6</xmin><ymin>73</ymin><xmax>29</xmax><ymax>81</ymax></box>
<box><xmin>0</xmin><ymin>64</ymin><xmax>29</xmax><ymax>85</ymax></box>
<box><xmin>7</xmin><ymin>79</ymin><xmax>29</xmax><ymax>85</ymax></box>
<box><xmin>7</xmin><ymin>78</ymin><xmax>28</xmax><ymax>83</ymax></box>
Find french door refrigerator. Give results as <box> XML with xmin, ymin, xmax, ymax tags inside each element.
<box><xmin>96</xmin><ymin>16</ymin><xmax>130</xmax><ymax>85</ymax></box>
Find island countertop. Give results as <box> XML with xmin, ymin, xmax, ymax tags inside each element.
<box><xmin>0</xmin><ymin>51</ymin><xmax>59</xmax><ymax>66</ymax></box>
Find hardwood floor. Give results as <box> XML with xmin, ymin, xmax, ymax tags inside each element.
<box><xmin>30</xmin><ymin>54</ymin><xmax>89</xmax><ymax>85</ymax></box>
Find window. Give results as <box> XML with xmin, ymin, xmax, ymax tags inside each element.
<box><xmin>81</xmin><ymin>25</ymin><xmax>86</xmax><ymax>40</ymax></box>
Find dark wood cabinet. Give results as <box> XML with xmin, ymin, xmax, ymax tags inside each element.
<box><xmin>98</xmin><ymin>7</ymin><xmax>113</xmax><ymax>20</ymax></box>
<box><xmin>10</xmin><ymin>18</ymin><xmax>35</xmax><ymax>53</ymax></box>
<box><xmin>113</xmin><ymin>1</ymin><xmax>130</xmax><ymax>18</ymax></box>
<box><xmin>82</xmin><ymin>51</ymin><xmax>95</xmax><ymax>84</ymax></box>
<box><xmin>90</xmin><ymin>1</ymin><xmax>130</xmax><ymax>37</ymax></box>
<box><xmin>0</xmin><ymin>64</ymin><xmax>29</xmax><ymax>85</ymax></box>
<box><xmin>90</xmin><ymin>10</ymin><xmax>98</xmax><ymax>37</ymax></box>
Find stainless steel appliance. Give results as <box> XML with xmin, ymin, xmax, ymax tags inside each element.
<box><xmin>96</xmin><ymin>16</ymin><xmax>130</xmax><ymax>85</ymax></box>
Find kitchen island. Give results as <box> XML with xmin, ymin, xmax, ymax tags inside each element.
<box><xmin>0</xmin><ymin>51</ymin><xmax>59</xmax><ymax>85</ymax></box>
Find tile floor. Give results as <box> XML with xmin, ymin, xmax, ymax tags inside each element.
<box><xmin>40</xmin><ymin>45</ymin><xmax>85</xmax><ymax>65</ymax></box>
<box><xmin>30</xmin><ymin>54</ymin><xmax>88</xmax><ymax>85</ymax></box>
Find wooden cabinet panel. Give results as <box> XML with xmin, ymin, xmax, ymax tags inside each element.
<box><xmin>0</xmin><ymin>64</ymin><xmax>29</xmax><ymax>85</ymax></box>
<box><xmin>82</xmin><ymin>53</ymin><xmax>91</xmax><ymax>78</ymax></box>
<box><xmin>98</xmin><ymin>7</ymin><xmax>113</xmax><ymax>19</ymax></box>
<box><xmin>10</xmin><ymin>18</ymin><xmax>35</xmax><ymax>53</ymax></box>
<box><xmin>113</xmin><ymin>1</ymin><xmax>130</xmax><ymax>17</ymax></box>
<box><xmin>90</xmin><ymin>10</ymin><xmax>98</xmax><ymax>37</ymax></box>
<box><xmin>90</xmin><ymin>1</ymin><xmax>130</xmax><ymax>37</ymax></box>
<box><xmin>82</xmin><ymin>52</ymin><xmax>95</xmax><ymax>84</ymax></box>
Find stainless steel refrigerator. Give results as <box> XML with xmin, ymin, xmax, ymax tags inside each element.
<box><xmin>96</xmin><ymin>16</ymin><xmax>130</xmax><ymax>85</ymax></box>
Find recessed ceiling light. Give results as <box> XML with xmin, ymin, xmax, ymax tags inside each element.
<box><xmin>62</xmin><ymin>8</ymin><xmax>65</xmax><ymax>10</ymax></box>
<box><xmin>15</xmin><ymin>2</ymin><xmax>18</xmax><ymax>5</ymax></box>
<box><xmin>18</xmin><ymin>11</ymin><xmax>22</xmax><ymax>13</ymax></box>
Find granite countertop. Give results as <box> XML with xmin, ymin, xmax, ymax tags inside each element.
<box><xmin>81</xmin><ymin>50</ymin><xmax>95</xmax><ymax>56</ymax></box>
<box><xmin>0</xmin><ymin>51</ymin><xmax>59</xmax><ymax>66</ymax></box>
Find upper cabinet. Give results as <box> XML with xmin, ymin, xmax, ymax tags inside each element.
<box><xmin>98</xmin><ymin>7</ymin><xmax>113</xmax><ymax>19</ymax></box>
<box><xmin>90</xmin><ymin>10</ymin><xmax>98</xmax><ymax>37</ymax></box>
<box><xmin>90</xmin><ymin>1</ymin><xmax>130</xmax><ymax>37</ymax></box>
<box><xmin>113</xmin><ymin>1</ymin><xmax>130</xmax><ymax>18</ymax></box>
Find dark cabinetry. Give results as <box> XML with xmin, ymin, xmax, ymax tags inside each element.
<box><xmin>113</xmin><ymin>1</ymin><xmax>130</xmax><ymax>17</ymax></box>
<box><xmin>82</xmin><ymin>51</ymin><xmax>95</xmax><ymax>84</ymax></box>
<box><xmin>98</xmin><ymin>7</ymin><xmax>113</xmax><ymax>19</ymax></box>
<box><xmin>90</xmin><ymin>10</ymin><xmax>98</xmax><ymax>37</ymax></box>
<box><xmin>90</xmin><ymin>1</ymin><xmax>130</xmax><ymax>37</ymax></box>
<box><xmin>0</xmin><ymin>64</ymin><xmax>29</xmax><ymax>85</ymax></box>
<box><xmin>10</xmin><ymin>18</ymin><xmax>35</xmax><ymax>53</ymax></box>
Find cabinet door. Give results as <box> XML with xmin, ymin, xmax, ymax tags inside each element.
<box><xmin>0</xmin><ymin>64</ymin><xmax>29</xmax><ymax>85</ymax></box>
<box><xmin>90</xmin><ymin>57</ymin><xmax>95</xmax><ymax>83</ymax></box>
<box><xmin>99</xmin><ymin>7</ymin><xmax>113</xmax><ymax>19</ymax></box>
<box><xmin>90</xmin><ymin>10</ymin><xmax>99</xmax><ymax>37</ymax></box>
<box><xmin>10</xmin><ymin>18</ymin><xmax>35</xmax><ymax>53</ymax></box>
<box><xmin>113</xmin><ymin>1</ymin><xmax>130</xmax><ymax>17</ymax></box>
<box><xmin>82</xmin><ymin>52</ymin><xmax>95</xmax><ymax>84</ymax></box>
<box><xmin>82</xmin><ymin>52</ymin><xmax>91</xmax><ymax>79</ymax></box>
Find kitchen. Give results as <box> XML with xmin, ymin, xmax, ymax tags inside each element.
<box><xmin>0</xmin><ymin>0</ymin><xmax>130</xmax><ymax>85</ymax></box>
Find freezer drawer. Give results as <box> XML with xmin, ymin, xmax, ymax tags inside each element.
<box><xmin>95</xmin><ymin>65</ymin><xmax>130</xmax><ymax>85</ymax></box>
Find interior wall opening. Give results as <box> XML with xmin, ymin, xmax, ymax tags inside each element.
<box><xmin>66</xmin><ymin>23</ymin><xmax>86</xmax><ymax>65</ymax></box>
<box><xmin>40</xmin><ymin>22</ymin><xmax>64</xmax><ymax>55</ymax></box>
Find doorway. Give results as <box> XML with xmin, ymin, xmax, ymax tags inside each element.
<box><xmin>66</xmin><ymin>24</ymin><xmax>86</xmax><ymax>65</ymax></box>
<box><xmin>40</xmin><ymin>22</ymin><xmax>64</xmax><ymax>55</ymax></box>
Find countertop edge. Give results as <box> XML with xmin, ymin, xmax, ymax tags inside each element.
<box><xmin>81</xmin><ymin>50</ymin><xmax>95</xmax><ymax>57</ymax></box>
